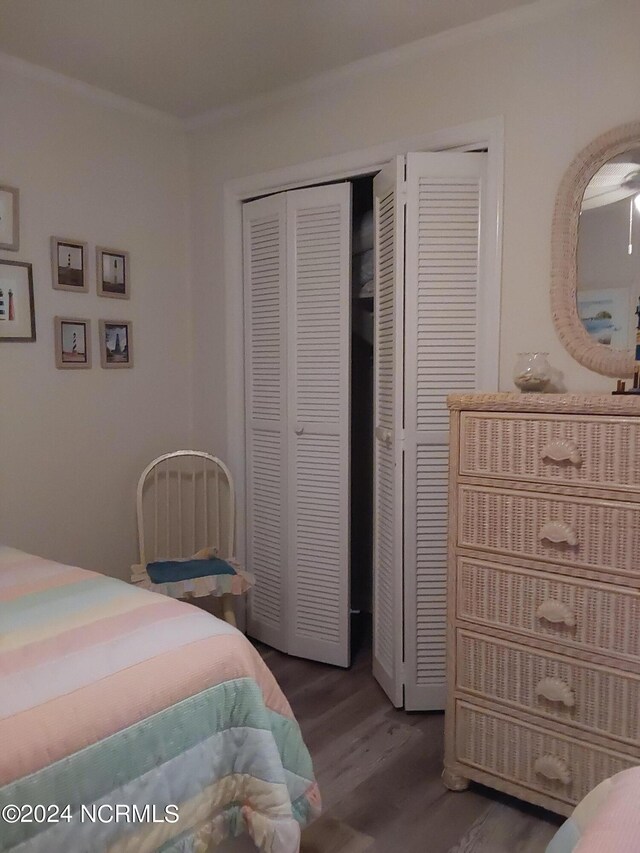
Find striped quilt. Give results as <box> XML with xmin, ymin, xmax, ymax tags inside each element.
<box><xmin>547</xmin><ymin>767</ymin><xmax>640</xmax><ymax>853</ymax></box>
<box><xmin>0</xmin><ymin>546</ymin><xmax>320</xmax><ymax>853</ymax></box>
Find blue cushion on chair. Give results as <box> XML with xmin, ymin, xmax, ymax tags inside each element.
<box><xmin>147</xmin><ymin>557</ymin><xmax>237</xmax><ymax>584</ymax></box>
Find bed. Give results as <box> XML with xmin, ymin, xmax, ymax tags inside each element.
<box><xmin>0</xmin><ymin>546</ymin><xmax>319</xmax><ymax>853</ymax></box>
<box><xmin>546</xmin><ymin>766</ymin><xmax>640</xmax><ymax>853</ymax></box>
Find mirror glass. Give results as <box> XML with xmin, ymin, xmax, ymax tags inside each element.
<box><xmin>577</xmin><ymin>148</ymin><xmax>640</xmax><ymax>351</ymax></box>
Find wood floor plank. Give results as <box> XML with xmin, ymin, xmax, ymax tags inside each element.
<box><xmin>253</xmin><ymin>640</ymin><xmax>562</xmax><ymax>853</ymax></box>
<box><xmin>450</xmin><ymin>801</ymin><xmax>561</xmax><ymax>853</ymax></box>
<box><xmin>312</xmin><ymin>707</ymin><xmax>420</xmax><ymax>810</ymax></box>
<box><xmin>301</xmin><ymin>817</ymin><xmax>374</xmax><ymax>853</ymax></box>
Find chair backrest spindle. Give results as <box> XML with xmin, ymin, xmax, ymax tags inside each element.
<box><xmin>214</xmin><ymin>467</ymin><xmax>220</xmax><ymax>547</ymax></box>
<box><xmin>153</xmin><ymin>467</ymin><xmax>159</xmax><ymax>560</ymax></box>
<box><xmin>165</xmin><ymin>459</ymin><xmax>170</xmax><ymax>558</ymax></box>
<box><xmin>192</xmin><ymin>459</ymin><xmax>197</xmax><ymax>554</ymax></box>
<box><xmin>203</xmin><ymin>457</ymin><xmax>209</xmax><ymax>546</ymax></box>
<box><xmin>177</xmin><ymin>468</ymin><xmax>183</xmax><ymax>555</ymax></box>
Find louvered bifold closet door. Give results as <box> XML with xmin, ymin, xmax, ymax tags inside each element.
<box><xmin>403</xmin><ymin>152</ymin><xmax>486</xmax><ymax>710</ymax></box>
<box><xmin>286</xmin><ymin>183</ymin><xmax>352</xmax><ymax>667</ymax></box>
<box><xmin>243</xmin><ymin>194</ymin><xmax>288</xmax><ymax>652</ymax></box>
<box><xmin>372</xmin><ymin>158</ymin><xmax>405</xmax><ymax>707</ymax></box>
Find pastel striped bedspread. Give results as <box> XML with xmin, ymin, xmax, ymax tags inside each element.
<box><xmin>0</xmin><ymin>546</ymin><xmax>320</xmax><ymax>852</ymax></box>
<box><xmin>547</xmin><ymin>767</ymin><xmax>640</xmax><ymax>853</ymax></box>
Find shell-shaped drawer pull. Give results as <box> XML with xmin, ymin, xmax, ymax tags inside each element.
<box><xmin>534</xmin><ymin>754</ymin><xmax>572</xmax><ymax>786</ymax></box>
<box><xmin>294</xmin><ymin>424</ymin><xmax>305</xmax><ymax>436</ymax></box>
<box><xmin>539</xmin><ymin>520</ymin><xmax>578</xmax><ymax>547</ymax></box>
<box><xmin>540</xmin><ymin>439</ymin><xmax>582</xmax><ymax>466</ymax></box>
<box><xmin>535</xmin><ymin>677</ymin><xmax>575</xmax><ymax>707</ymax></box>
<box><xmin>536</xmin><ymin>599</ymin><xmax>576</xmax><ymax>628</ymax></box>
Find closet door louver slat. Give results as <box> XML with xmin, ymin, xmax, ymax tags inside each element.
<box><xmin>287</xmin><ymin>184</ymin><xmax>351</xmax><ymax>667</ymax></box>
<box><xmin>404</xmin><ymin>152</ymin><xmax>486</xmax><ymax>710</ymax></box>
<box><xmin>243</xmin><ymin>194</ymin><xmax>288</xmax><ymax>651</ymax></box>
<box><xmin>372</xmin><ymin>158</ymin><xmax>405</xmax><ymax>707</ymax></box>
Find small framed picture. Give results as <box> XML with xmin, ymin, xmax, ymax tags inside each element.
<box><xmin>0</xmin><ymin>260</ymin><xmax>35</xmax><ymax>341</ymax></box>
<box><xmin>0</xmin><ymin>185</ymin><xmax>19</xmax><ymax>251</ymax></box>
<box><xmin>97</xmin><ymin>247</ymin><xmax>129</xmax><ymax>299</ymax></box>
<box><xmin>54</xmin><ymin>317</ymin><xmax>91</xmax><ymax>369</ymax></box>
<box><xmin>51</xmin><ymin>237</ymin><xmax>88</xmax><ymax>292</ymax></box>
<box><xmin>100</xmin><ymin>320</ymin><xmax>133</xmax><ymax>368</ymax></box>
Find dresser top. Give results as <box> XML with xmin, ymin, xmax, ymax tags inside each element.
<box><xmin>447</xmin><ymin>391</ymin><xmax>640</xmax><ymax>416</ymax></box>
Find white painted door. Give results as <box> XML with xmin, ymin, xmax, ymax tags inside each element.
<box><xmin>243</xmin><ymin>183</ymin><xmax>352</xmax><ymax>667</ymax></box>
<box><xmin>286</xmin><ymin>183</ymin><xmax>352</xmax><ymax>667</ymax></box>
<box><xmin>372</xmin><ymin>152</ymin><xmax>492</xmax><ymax>710</ymax></box>
<box><xmin>243</xmin><ymin>193</ymin><xmax>288</xmax><ymax>652</ymax></box>
<box><xmin>403</xmin><ymin>152</ymin><xmax>487</xmax><ymax>710</ymax></box>
<box><xmin>372</xmin><ymin>158</ymin><xmax>405</xmax><ymax>707</ymax></box>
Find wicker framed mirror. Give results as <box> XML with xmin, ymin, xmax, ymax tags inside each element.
<box><xmin>551</xmin><ymin>121</ymin><xmax>640</xmax><ymax>377</ymax></box>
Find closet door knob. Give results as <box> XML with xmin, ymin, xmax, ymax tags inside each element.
<box><xmin>375</xmin><ymin>427</ymin><xmax>392</xmax><ymax>448</ymax></box>
<box><xmin>539</xmin><ymin>520</ymin><xmax>578</xmax><ymax>547</ymax></box>
<box><xmin>294</xmin><ymin>424</ymin><xmax>304</xmax><ymax>436</ymax></box>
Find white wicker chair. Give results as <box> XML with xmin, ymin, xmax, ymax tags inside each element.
<box><xmin>130</xmin><ymin>450</ymin><xmax>252</xmax><ymax>625</ymax></box>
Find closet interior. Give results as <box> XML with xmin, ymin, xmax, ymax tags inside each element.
<box><xmin>350</xmin><ymin>175</ymin><xmax>375</xmax><ymax>650</ymax></box>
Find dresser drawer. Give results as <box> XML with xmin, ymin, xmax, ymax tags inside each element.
<box><xmin>457</xmin><ymin>629</ymin><xmax>640</xmax><ymax>744</ymax></box>
<box><xmin>460</xmin><ymin>412</ymin><xmax>640</xmax><ymax>493</ymax></box>
<box><xmin>456</xmin><ymin>700</ymin><xmax>636</xmax><ymax>806</ymax></box>
<box><xmin>457</xmin><ymin>557</ymin><xmax>640</xmax><ymax>662</ymax></box>
<box><xmin>459</xmin><ymin>485</ymin><xmax>640</xmax><ymax>579</ymax></box>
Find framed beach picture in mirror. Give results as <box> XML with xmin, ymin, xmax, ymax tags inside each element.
<box><xmin>51</xmin><ymin>237</ymin><xmax>88</xmax><ymax>292</ymax></box>
<box><xmin>97</xmin><ymin>247</ymin><xmax>129</xmax><ymax>299</ymax></box>
<box><xmin>577</xmin><ymin>287</ymin><xmax>635</xmax><ymax>349</ymax></box>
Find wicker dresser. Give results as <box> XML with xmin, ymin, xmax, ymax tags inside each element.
<box><xmin>443</xmin><ymin>392</ymin><xmax>640</xmax><ymax>816</ymax></box>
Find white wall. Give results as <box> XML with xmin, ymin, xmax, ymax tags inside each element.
<box><xmin>0</xmin><ymin>67</ymin><xmax>192</xmax><ymax>580</ymax></box>
<box><xmin>188</xmin><ymin>0</ymin><xmax>640</xmax><ymax>464</ymax></box>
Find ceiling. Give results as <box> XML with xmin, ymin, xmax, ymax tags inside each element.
<box><xmin>0</xmin><ymin>0</ymin><xmax>538</xmax><ymax>119</ymax></box>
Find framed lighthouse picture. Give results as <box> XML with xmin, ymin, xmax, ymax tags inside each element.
<box><xmin>97</xmin><ymin>247</ymin><xmax>129</xmax><ymax>299</ymax></box>
<box><xmin>51</xmin><ymin>237</ymin><xmax>88</xmax><ymax>292</ymax></box>
<box><xmin>0</xmin><ymin>185</ymin><xmax>19</xmax><ymax>251</ymax></box>
<box><xmin>99</xmin><ymin>320</ymin><xmax>133</xmax><ymax>368</ymax></box>
<box><xmin>0</xmin><ymin>260</ymin><xmax>35</xmax><ymax>342</ymax></box>
<box><xmin>54</xmin><ymin>317</ymin><xmax>91</xmax><ymax>368</ymax></box>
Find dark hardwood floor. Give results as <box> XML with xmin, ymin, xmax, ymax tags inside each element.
<box><xmin>255</xmin><ymin>633</ymin><xmax>563</xmax><ymax>853</ymax></box>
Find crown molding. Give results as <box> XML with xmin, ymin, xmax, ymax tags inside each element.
<box><xmin>0</xmin><ymin>50</ymin><xmax>182</xmax><ymax>128</ymax></box>
<box><xmin>0</xmin><ymin>0</ymin><xmax>603</xmax><ymax>132</ymax></box>
<box><xmin>185</xmin><ymin>0</ymin><xmax>603</xmax><ymax>132</ymax></box>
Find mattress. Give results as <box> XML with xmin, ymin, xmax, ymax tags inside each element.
<box><xmin>0</xmin><ymin>546</ymin><xmax>319</xmax><ymax>853</ymax></box>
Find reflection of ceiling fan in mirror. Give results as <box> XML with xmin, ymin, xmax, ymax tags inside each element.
<box><xmin>582</xmin><ymin>158</ymin><xmax>640</xmax><ymax>211</ymax></box>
